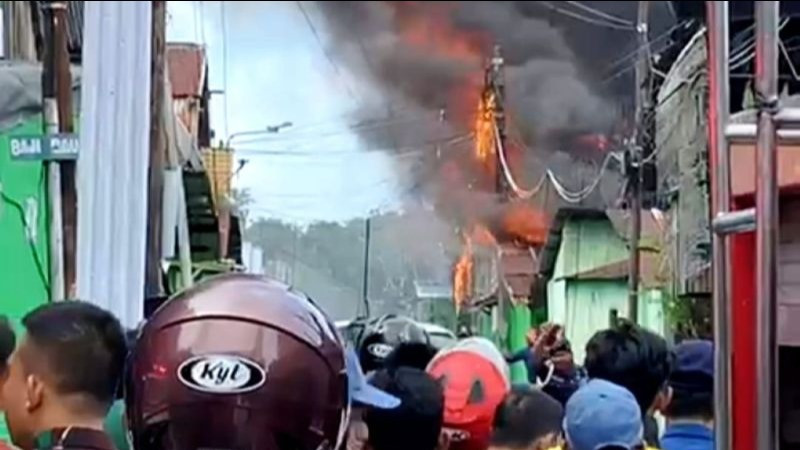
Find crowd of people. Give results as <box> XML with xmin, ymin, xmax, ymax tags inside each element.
<box><xmin>0</xmin><ymin>273</ymin><xmax>714</xmax><ymax>450</ymax></box>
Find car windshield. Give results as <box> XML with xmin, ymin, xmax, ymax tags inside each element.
<box><xmin>429</xmin><ymin>332</ymin><xmax>457</xmax><ymax>350</ymax></box>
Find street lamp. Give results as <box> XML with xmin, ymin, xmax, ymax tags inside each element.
<box><xmin>224</xmin><ymin>121</ymin><xmax>293</xmax><ymax>149</ymax></box>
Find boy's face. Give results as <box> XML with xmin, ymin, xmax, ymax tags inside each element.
<box><xmin>0</xmin><ymin>365</ymin><xmax>8</xmax><ymax>410</ymax></box>
<box><xmin>2</xmin><ymin>338</ymin><xmax>47</xmax><ymax>450</ymax></box>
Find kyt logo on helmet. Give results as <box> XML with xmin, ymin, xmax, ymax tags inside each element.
<box><xmin>178</xmin><ymin>354</ymin><xmax>266</xmax><ymax>394</ymax></box>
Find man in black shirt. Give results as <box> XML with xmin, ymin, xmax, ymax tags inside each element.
<box><xmin>1</xmin><ymin>302</ymin><xmax>126</xmax><ymax>450</ymax></box>
<box><xmin>584</xmin><ymin>320</ymin><xmax>674</xmax><ymax>448</ymax></box>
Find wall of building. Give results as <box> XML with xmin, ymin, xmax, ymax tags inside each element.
<box><xmin>553</xmin><ymin>218</ymin><xmax>628</xmax><ymax>279</ymax></box>
<box><xmin>0</xmin><ymin>117</ymin><xmax>50</xmax><ymax>442</ymax></box>
<box><xmin>0</xmin><ymin>117</ymin><xmax>50</xmax><ymax>319</ymax></box>
<box><xmin>549</xmin><ymin>280</ymin><xmax>664</xmax><ymax>363</ymax></box>
<box><xmin>547</xmin><ymin>217</ymin><xmax>666</xmax><ymax>362</ymax></box>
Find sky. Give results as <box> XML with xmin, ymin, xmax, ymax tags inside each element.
<box><xmin>166</xmin><ymin>1</ymin><xmax>402</xmax><ymax>224</ymax></box>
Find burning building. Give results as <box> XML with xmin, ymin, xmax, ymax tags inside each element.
<box><xmin>313</xmin><ymin>1</ymin><xmax>679</xmax><ymax>379</ymax></box>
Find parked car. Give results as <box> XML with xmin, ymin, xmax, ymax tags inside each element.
<box><xmin>418</xmin><ymin>322</ymin><xmax>457</xmax><ymax>350</ymax></box>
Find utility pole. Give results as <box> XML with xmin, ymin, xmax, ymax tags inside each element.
<box><xmin>42</xmin><ymin>1</ymin><xmax>72</xmax><ymax>300</ymax></box>
<box><xmin>53</xmin><ymin>1</ymin><xmax>76</xmax><ymax>297</ymax></box>
<box><xmin>361</xmin><ymin>216</ymin><xmax>372</xmax><ymax>317</ymax></box>
<box><xmin>145</xmin><ymin>0</ymin><xmax>167</xmax><ymax>299</ymax></box>
<box><xmin>628</xmin><ymin>0</ymin><xmax>651</xmax><ymax>323</ymax></box>
<box><xmin>2</xmin><ymin>1</ymin><xmax>11</xmax><ymax>58</ymax></box>
<box><xmin>488</xmin><ymin>45</ymin><xmax>508</xmax><ymax>198</ymax></box>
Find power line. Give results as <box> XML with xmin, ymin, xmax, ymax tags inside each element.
<box><xmin>198</xmin><ymin>0</ymin><xmax>206</xmax><ymax>46</ymax></box>
<box><xmin>192</xmin><ymin>1</ymin><xmax>200</xmax><ymax>42</ymax></box>
<box><xmin>295</xmin><ymin>0</ymin><xmax>359</xmax><ymax>104</ymax></box>
<box><xmin>221</xmin><ymin>0</ymin><xmax>230</xmax><ymax>138</ymax></box>
<box><xmin>236</xmin><ymin>133</ymin><xmax>473</xmax><ymax>158</ymax></box>
<box><xmin>565</xmin><ymin>1</ymin><xmax>633</xmax><ymax>26</ymax></box>
<box><xmin>539</xmin><ymin>1</ymin><xmax>635</xmax><ymax>31</ymax></box>
<box><xmin>603</xmin><ymin>19</ymin><xmax>689</xmax><ymax>77</ymax></box>
<box><xmin>496</xmin><ymin>122</ymin><xmax>618</xmax><ymax>203</ymax></box>
<box><xmin>233</xmin><ymin>114</ymin><xmax>449</xmax><ymax>146</ymax></box>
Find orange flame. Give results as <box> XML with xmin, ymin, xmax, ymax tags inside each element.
<box><xmin>453</xmin><ymin>232</ymin><xmax>474</xmax><ymax>312</ymax></box>
<box><xmin>475</xmin><ymin>91</ymin><xmax>496</xmax><ymax>164</ymax></box>
<box><xmin>471</xmin><ymin>223</ymin><xmax>497</xmax><ymax>246</ymax></box>
<box><xmin>502</xmin><ymin>203</ymin><xmax>549</xmax><ymax>246</ymax></box>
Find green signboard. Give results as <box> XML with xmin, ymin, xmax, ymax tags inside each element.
<box><xmin>9</xmin><ymin>134</ymin><xmax>79</xmax><ymax>161</ymax></box>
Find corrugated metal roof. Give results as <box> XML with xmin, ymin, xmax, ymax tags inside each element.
<box><xmin>30</xmin><ymin>1</ymin><xmax>84</xmax><ymax>60</ymax></box>
<box><xmin>499</xmin><ymin>244</ymin><xmax>538</xmax><ymax>298</ymax></box>
<box><xmin>166</xmin><ymin>43</ymin><xmax>206</xmax><ymax>98</ymax></box>
<box><xmin>571</xmin><ymin>252</ymin><xmax>663</xmax><ymax>288</ymax></box>
<box><xmin>76</xmin><ymin>1</ymin><xmax>151</xmax><ymax>329</ymax></box>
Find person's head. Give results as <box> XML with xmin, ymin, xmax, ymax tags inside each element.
<box><xmin>384</xmin><ymin>342</ymin><xmax>438</xmax><ymax>372</ymax></box>
<box><xmin>584</xmin><ymin>320</ymin><xmax>673</xmax><ymax>414</ymax></box>
<box><xmin>489</xmin><ymin>385</ymin><xmax>563</xmax><ymax>450</ymax></box>
<box><xmin>563</xmin><ymin>379</ymin><xmax>644</xmax><ymax>450</ymax></box>
<box><xmin>2</xmin><ymin>302</ymin><xmax>126</xmax><ymax>450</ymax></box>
<box><xmin>126</xmin><ymin>274</ymin><xmax>350</xmax><ymax>450</ymax></box>
<box><xmin>365</xmin><ymin>367</ymin><xmax>444</xmax><ymax>450</ymax></box>
<box><xmin>358</xmin><ymin>316</ymin><xmax>431</xmax><ymax>373</ymax></box>
<box><xmin>666</xmin><ymin>340</ymin><xmax>713</xmax><ymax>423</ymax></box>
<box><xmin>427</xmin><ymin>337</ymin><xmax>511</xmax><ymax>450</ymax></box>
<box><xmin>0</xmin><ymin>315</ymin><xmax>15</xmax><ymax>376</ymax></box>
<box><xmin>0</xmin><ymin>315</ymin><xmax>16</xmax><ymax>413</ymax></box>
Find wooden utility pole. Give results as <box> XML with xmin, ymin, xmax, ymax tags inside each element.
<box><xmin>488</xmin><ymin>45</ymin><xmax>508</xmax><ymax>198</ymax></box>
<box><xmin>145</xmin><ymin>0</ymin><xmax>167</xmax><ymax>299</ymax></box>
<box><xmin>42</xmin><ymin>1</ymin><xmax>73</xmax><ymax>300</ymax></box>
<box><xmin>54</xmin><ymin>1</ymin><xmax>76</xmax><ymax>298</ymax></box>
<box><xmin>628</xmin><ymin>0</ymin><xmax>651</xmax><ymax>323</ymax></box>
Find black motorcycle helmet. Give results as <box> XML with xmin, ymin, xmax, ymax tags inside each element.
<box><xmin>356</xmin><ymin>315</ymin><xmax>431</xmax><ymax>373</ymax></box>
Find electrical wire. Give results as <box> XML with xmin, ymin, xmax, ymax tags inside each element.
<box><xmin>494</xmin><ymin>121</ymin><xmax>616</xmax><ymax>203</ymax></box>
<box><xmin>236</xmin><ymin>133</ymin><xmax>472</xmax><ymax>158</ymax></box>
<box><xmin>564</xmin><ymin>1</ymin><xmax>632</xmax><ymax>26</ymax></box>
<box><xmin>295</xmin><ymin>0</ymin><xmax>359</xmax><ymax>104</ymax></box>
<box><xmin>192</xmin><ymin>1</ymin><xmax>200</xmax><ymax>43</ymax></box>
<box><xmin>236</xmin><ymin>132</ymin><xmax>474</xmax><ymax>156</ymax></box>
<box><xmin>233</xmin><ymin>114</ymin><xmax>447</xmax><ymax>145</ymax></box>
<box><xmin>221</xmin><ymin>0</ymin><xmax>229</xmax><ymax>138</ymax></box>
<box><xmin>603</xmin><ymin>20</ymin><xmax>689</xmax><ymax>76</ymax></box>
<box><xmin>729</xmin><ymin>17</ymin><xmax>790</xmax><ymax>71</ymax></box>
<box><xmin>539</xmin><ymin>1</ymin><xmax>634</xmax><ymax>31</ymax></box>
<box><xmin>779</xmin><ymin>37</ymin><xmax>800</xmax><ymax>81</ymax></box>
<box><xmin>198</xmin><ymin>0</ymin><xmax>206</xmax><ymax>46</ymax></box>
<box><xmin>0</xmin><ymin>174</ymin><xmax>50</xmax><ymax>291</ymax></box>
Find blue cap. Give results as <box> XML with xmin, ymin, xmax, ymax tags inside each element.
<box><xmin>564</xmin><ymin>379</ymin><xmax>643</xmax><ymax>450</ymax></box>
<box><xmin>345</xmin><ymin>347</ymin><xmax>401</xmax><ymax>409</ymax></box>
<box><xmin>674</xmin><ymin>340</ymin><xmax>713</xmax><ymax>378</ymax></box>
<box><xmin>670</xmin><ymin>340</ymin><xmax>713</xmax><ymax>392</ymax></box>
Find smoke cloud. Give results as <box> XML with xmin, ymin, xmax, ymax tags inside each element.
<box><xmin>314</xmin><ymin>1</ymin><xmax>633</xmax><ymax>216</ymax></box>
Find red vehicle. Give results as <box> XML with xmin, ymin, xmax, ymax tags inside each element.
<box><xmin>708</xmin><ymin>3</ymin><xmax>800</xmax><ymax>449</ymax></box>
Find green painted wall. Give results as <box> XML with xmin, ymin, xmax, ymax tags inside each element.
<box><xmin>554</xmin><ymin>219</ymin><xmax>629</xmax><ymax>279</ymax></box>
<box><xmin>0</xmin><ymin>117</ymin><xmax>51</xmax><ymax>442</ymax></box>
<box><xmin>0</xmin><ymin>117</ymin><xmax>50</xmax><ymax>319</ymax></box>
<box><xmin>507</xmin><ymin>304</ymin><xmax>531</xmax><ymax>383</ymax></box>
<box><xmin>547</xmin><ymin>216</ymin><xmax>665</xmax><ymax>363</ymax></box>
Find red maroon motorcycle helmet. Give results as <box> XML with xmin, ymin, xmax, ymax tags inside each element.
<box><xmin>125</xmin><ymin>274</ymin><xmax>349</xmax><ymax>450</ymax></box>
